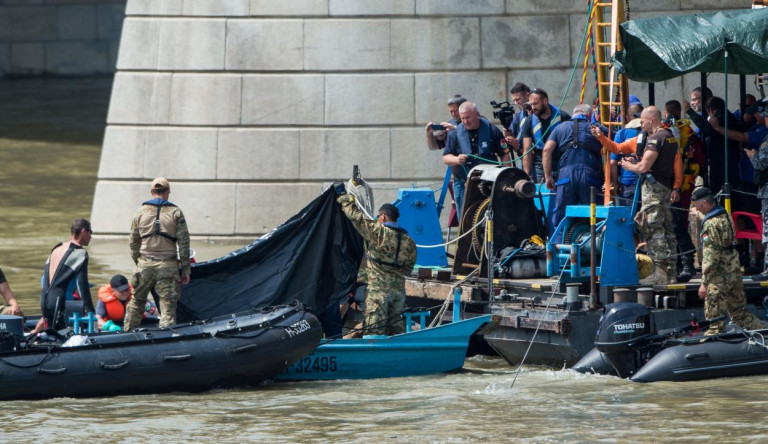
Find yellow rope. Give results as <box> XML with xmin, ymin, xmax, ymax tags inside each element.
<box><xmin>580</xmin><ymin>0</ymin><xmax>597</xmax><ymax>104</ymax></box>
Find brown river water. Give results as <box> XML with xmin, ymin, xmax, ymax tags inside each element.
<box><xmin>0</xmin><ymin>78</ymin><xmax>766</xmax><ymax>442</ymax></box>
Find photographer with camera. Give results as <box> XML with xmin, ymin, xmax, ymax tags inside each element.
<box><xmin>426</xmin><ymin>94</ymin><xmax>466</xmax><ymax>151</ymax></box>
<box><xmin>503</xmin><ymin>83</ymin><xmax>533</xmax><ymax>159</ymax></box>
<box><xmin>443</xmin><ymin>101</ymin><xmax>511</xmax><ymax>215</ymax></box>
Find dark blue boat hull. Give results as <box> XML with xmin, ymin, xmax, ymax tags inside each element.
<box><xmin>631</xmin><ymin>330</ymin><xmax>768</xmax><ymax>382</ymax></box>
<box><xmin>0</xmin><ymin>303</ymin><xmax>321</xmax><ymax>399</ymax></box>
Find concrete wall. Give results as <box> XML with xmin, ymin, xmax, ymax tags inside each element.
<box><xmin>0</xmin><ymin>0</ymin><xmax>125</xmax><ymax>77</ymax></box>
<box><xmin>92</xmin><ymin>0</ymin><xmax>756</xmax><ymax>237</ymax></box>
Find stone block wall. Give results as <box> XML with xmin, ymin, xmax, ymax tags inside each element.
<box><xmin>92</xmin><ymin>0</ymin><xmax>756</xmax><ymax>237</ymax></box>
<box><xmin>0</xmin><ymin>0</ymin><xmax>125</xmax><ymax>77</ymax></box>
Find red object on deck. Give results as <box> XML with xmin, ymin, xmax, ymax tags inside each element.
<box><xmin>732</xmin><ymin>211</ymin><xmax>763</xmax><ymax>241</ymax></box>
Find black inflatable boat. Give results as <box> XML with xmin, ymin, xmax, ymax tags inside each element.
<box><xmin>0</xmin><ymin>302</ymin><xmax>321</xmax><ymax>400</ymax></box>
<box><xmin>572</xmin><ymin>302</ymin><xmax>768</xmax><ymax>383</ymax></box>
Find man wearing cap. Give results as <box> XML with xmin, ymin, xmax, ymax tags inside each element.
<box><xmin>334</xmin><ymin>182</ymin><xmax>417</xmax><ymax>337</ymax></box>
<box><xmin>608</xmin><ymin>104</ymin><xmax>644</xmax><ymax>206</ymax></box>
<box><xmin>95</xmin><ymin>275</ymin><xmax>157</xmax><ymax>330</ymax></box>
<box><xmin>542</xmin><ymin>104</ymin><xmax>606</xmax><ymax>234</ymax></box>
<box><xmin>124</xmin><ymin>178</ymin><xmax>191</xmax><ymax>331</ymax></box>
<box><xmin>692</xmin><ymin>187</ymin><xmax>764</xmax><ymax>334</ymax></box>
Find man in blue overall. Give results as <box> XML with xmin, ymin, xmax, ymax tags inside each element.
<box><xmin>442</xmin><ymin>101</ymin><xmax>510</xmax><ymax>215</ymax></box>
<box><xmin>520</xmin><ymin>88</ymin><xmax>571</xmax><ymax>183</ymax></box>
<box><xmin>542</xmin><ymin>104</ymin><xmax>606</xmax><ymax>235</ymax></box>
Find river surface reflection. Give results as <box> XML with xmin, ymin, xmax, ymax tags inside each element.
<box><xmin>0</xmin><ymin>78</ymin><xmax>765</xmax><ymax>442</ymax></box>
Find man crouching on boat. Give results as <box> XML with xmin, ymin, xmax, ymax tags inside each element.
<box><xmin>334</xmin><ymin>181</ymin><xmax>417</xmax><ymax>338</ymax></box>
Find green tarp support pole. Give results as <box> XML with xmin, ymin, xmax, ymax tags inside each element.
<box><xmin>701</xmin><ymin>73</ymin><xmax>709</xmax><ymax>120</ymax></box>
<box><xmin>740</xmin><ymin>75</ymin><xmax>747</xmax><ymax>118</ymax></box>
<box><xmin>724</xmin><ymin>40</ymin><xmax>731</xmax><ymax>214</ymax></box>
<box><xmin>648</xmin><ymin>83</ymin><xmax>655</xmax><ymax>106</ymax></box>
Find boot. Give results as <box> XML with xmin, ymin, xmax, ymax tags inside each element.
<box><xmin>737</xmin><ymin>244</ymin><xmax>750</xmax><ymax>271</ymax></box>
<box><xmin>753</xmin><ymin>249</ymin><xmax>768</xmax><ymax>281</ymax></box>
<box><xmin>639</xmin><ymin>266</ymin><xmax>669</xmax><ymax>286</ymax></box>
<box><xmin>676</xmin><ymin>255</ymin><xmax>695</xmax><ymax>283</ymax></box>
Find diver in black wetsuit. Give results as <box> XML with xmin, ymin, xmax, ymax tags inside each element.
<box><xmin>39</xmin><ymin>219</ymin><xmax>95</xmax><ymax>330</ymax></box>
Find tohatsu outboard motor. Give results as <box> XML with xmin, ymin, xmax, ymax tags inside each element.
<box><xmin>0</xmin><ymin>315</ymin><xmax>23</xmax><ymax>353</ymax></box>
<box><xmin>592</xmin><ymin>302</ymin><xmax>661</xmax><ymax>378</ymax></box>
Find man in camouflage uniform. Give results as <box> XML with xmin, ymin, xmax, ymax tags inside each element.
<box><xmin>692</xmin><ymin>187</ymin><xmax>764</xmax><ymax>335</ymax></box>
<box><xmin>615</xmin><ymin>107</ymin><xmax>679</xmax><ymax>284</ymax></box>
<box><xmin>123</xmin><ymin>178</ymin><xmax>191</xmax><ymax>331</ymax></box>
<box><xmin>335</xmin><ymin>182</ymin><xmax>417</xmax><ymax>337</ymax></box>
<box><xmin>748</xmin><ymin>106</ymin><xmax>768</xmax><ymax>281</ymax></box>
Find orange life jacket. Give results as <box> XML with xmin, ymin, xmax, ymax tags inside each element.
<box><xmin>97</xmin><ymin>284</ymin><xmax>133</xmax><ymax>322</ymax></box>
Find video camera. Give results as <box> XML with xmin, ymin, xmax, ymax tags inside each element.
<box><xmin>490</xmin><ymin>100</ymin><xmax>516</xmax><ymax>129</ymax></box>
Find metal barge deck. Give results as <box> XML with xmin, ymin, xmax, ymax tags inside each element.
<box><xmin>406</xmin><ymin>271</ymin><xmax>768</xmax><ymax>367</ymax></box>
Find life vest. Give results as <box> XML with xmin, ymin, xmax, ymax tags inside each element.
<box><xmin>97</xmin><ymin>284</ymin><xmax>133</xmax><ymax>322</ymax></box>
<box><xmin>672</xmin><ymin>119</ymin><xmax>701</xmax><ymax>191</ymax></box>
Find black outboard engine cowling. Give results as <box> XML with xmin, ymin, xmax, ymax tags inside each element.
<box><xmin>0</xmin><ymin>315</ymin><xmax>23</xmax><ymax>353</ymax></box>
<box><xmin>594</xmin><ymin>303</ymin><xmax>658</xmax><ymax>378</ymax></box>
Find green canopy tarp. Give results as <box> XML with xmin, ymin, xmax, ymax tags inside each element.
<box><xmin>614</xmin><ymin>8</ymin><xmax>768</xmax><ymax>82</ymax></box>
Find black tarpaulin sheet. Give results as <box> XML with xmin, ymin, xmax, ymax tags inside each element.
<box><xmin>177</xmin><ymin>188</ymin><xmax>363</xmax><ymax>325</ymax></box>
<box><xmin>614</xmin><ymin>8</ymin><xmax>768</xmax><ymax>82</ymax></box>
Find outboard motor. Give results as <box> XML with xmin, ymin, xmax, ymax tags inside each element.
<box><xmin>0</xmin><ymin>315</ymin><xmax>23</xmax><ymax>353</ymax></box>
<box><xmin>593</xmin><ymin>302</ymin><xmax>659</xmax><ymax>378</ymax></box>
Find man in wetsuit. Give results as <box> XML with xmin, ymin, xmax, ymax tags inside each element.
<box><xmin>40</xmin><ymin>218</ymin><xmax>95</xmax><ymax>330</ymax></box>
<box><xmin>123</xmin><ymin>178</ymin><xmax>191</xmax><ymax>331</ymax></box>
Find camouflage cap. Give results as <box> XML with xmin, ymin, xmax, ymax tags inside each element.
<box><xmin>151</xmin><ymin>177</ymin><xmax>170</xmax><ymax>190</ymax></box>
<box><xmin>691</xmin><ymin>187</ymin><xmax>713</xmax><ymax>202</ymax></box>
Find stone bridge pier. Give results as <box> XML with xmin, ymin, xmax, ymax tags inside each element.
<box><xmin>91</xmin><ymin>0</ymin><xmax>754</xmax><ymax>237</ymax></box>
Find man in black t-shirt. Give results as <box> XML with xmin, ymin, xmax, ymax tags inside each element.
<box><xmin>520</xmin><ymin>88</ymin><xmax>571</xmax><ymax>183</ymax></box>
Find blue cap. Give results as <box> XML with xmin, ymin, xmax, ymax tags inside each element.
<box><xmin>629</xmin><ymin>95</ymin><xmax>643</xmax><ymax>106</ymax></box>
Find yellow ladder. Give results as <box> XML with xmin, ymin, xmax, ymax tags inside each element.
<box><xmin>592</xmin><ymin>0</ymin><xmax>629</xmax><ymax>205</ymax></box>
<box><xmin>592</xmin><ymin>0</ymin><xmax>628</xmax><ymax>133</ymax></box>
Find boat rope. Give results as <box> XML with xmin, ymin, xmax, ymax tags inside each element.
<box><xmin>579</xmin><ymin>0</ymin><xmax>597</xmax><ymax>104</ymax></box>
<box><xmin>747</xmin><ymin>330</ymin><xmax>768</xmax><ymax>350</ymax></box>
<box><xmin>417</xmin><ymin>213</ymin><xmax>487</xmax><ymax>249</ymax></box>
<box><xmin>346</xmin><ymin>178</ymin><xmax>376</xmax><ymax>220</ymax></box>
<box><xmin>428</xmin><ymin>268</ymin><xmax>481</xmax><ymax>329</ymax></box>
<box><xmin>509</xmin><ymin>256</ymin><xmax>571</xmax><ymax>389</ymax></box>
<box><xmin>0</xmin><ymin>346</ymin><xmax>54</xmax><ymax>369</ymax></box>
